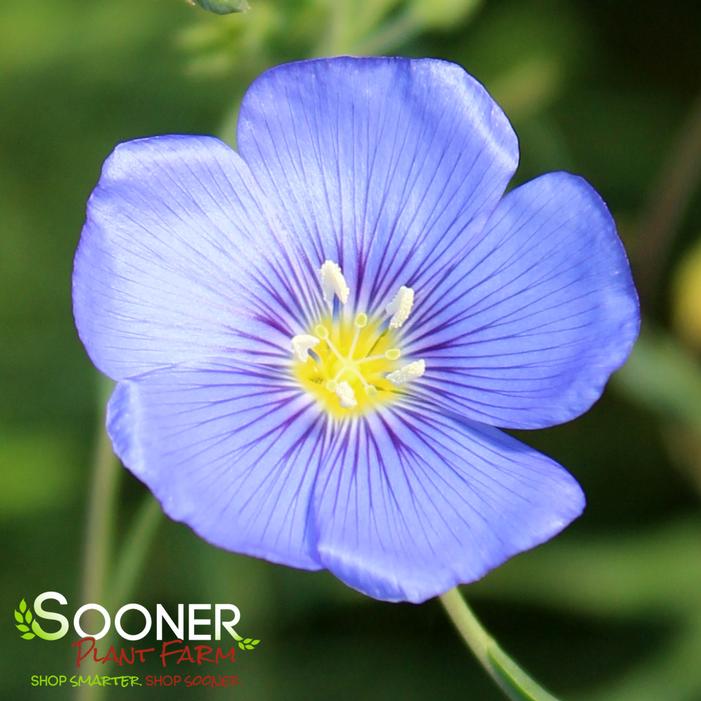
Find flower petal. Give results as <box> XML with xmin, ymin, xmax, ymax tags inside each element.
<box><xmin>404</xmin><ymin>172</ymin><xmax>640</xmax><ymax>429</ymax></box>
<box><xmin>312</xmin><ymin>404</ymin><xmax>584</xmax><ymax>603</ymax></box>
<box><xmin>237</xmin><ymin>57</ymin><xmax>518</xmax><ymax>312</ymax></box>
<box><xmin>107</xmin><ymin>358</ymin><xmax>325</xmax><ymax>569</ymax></box>
<box><xmin>73</xmin><ymin>135</ymin><xmax>322</xmax><ymax>381</ymax></box>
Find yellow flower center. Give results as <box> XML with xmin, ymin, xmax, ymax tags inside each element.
<box><xmin>293</xmin><ymin>313</ymin><xmax>402</xmax><ymax>418</ymax></box>
<box><xmin>290</xmin><ymin>260</ymin><xmax>426</xmax><ymax>418</ymax></box>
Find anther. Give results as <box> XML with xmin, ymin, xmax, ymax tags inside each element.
<box><xmin>291</xmin><ymin>334</ymin><xmax>320</xmax><ymax>362</ymax></box>
<box><xmin>385</xmin><ymin>286</ymin><xmax>414</xmax><ymax>329</ymax></box>
<box><xmin>314</xmin><ymin>324</ymin><xmax>329</xmax><ymax>340</ymax></box>
<box><xmin>319</xmin><ymin>260</ymin><xmax>350</xmax><ymax>305</ymax></box>
<box><xmin>354</xmin><ymin>312</ymin><xmax>368</xmax><ymax>328</ymax></box>
<box><xmin>386</xmin><ymin>359</ymin><xmax>426</xmax><ymax>386</ymax></box>
<box><xmin>335</xmin><ymin>381</ymin><xmax>357</xmax><ymax>408</ymax></box>
<box><xmin>384</xmin><ymin>348</ymin><xmax>401</xmax><ymax>361</ymax></box>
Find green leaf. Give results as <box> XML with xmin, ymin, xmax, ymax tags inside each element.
<box><xmin>245</xmin><ymin>644</ymin><xmax>254</xmax><ymax>650</ymax></box>
<box><xmin>251</xmin><ymin>639</ymin><xmax>260</xmax><ymax>645</ymax></box>
<box><xmin>25</xmin><ymin>610</ymin><xmax>33</xmax><ymax>623</ymax></box>
<box><xmin>238</xmin><ymin>642</ymin><xmax>245</xmax><ymax>650</ymax></box>
<box><xmin>19</xmin><ymin>599</ymin><xmax>27</xmax><ymax>613</ymax></box>
<box><xmin>16</xmin><ymin>623</ymin><xmax>29</xmax><ymax>632</ymax></box>
<box><xmin>21</xmin><ymin>632</ymin><xmax>35</xmax><ymax>640</ymax></box>
<box><xmin>243</xmin><ymin>637</ymin><xmax>252</xmax><ymax>644</ymax></box>
<box><xmin>14</xmin><ymin>610</ymin><xmax>22</xmax><ymax>623</ymax></box>
<box><xmin>191</xmin><ymin>0</ymin><xmax>250</xmax><ymax>14</ymax></box>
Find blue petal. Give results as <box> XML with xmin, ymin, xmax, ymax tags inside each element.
<box><xmin>73</xmin><ymin>135</ymin><xmax>322</xmax><ymax>381</ymax></box>
<box><xmin>107</xmin><ymin>358</ymin><xmax>325</xmax><ymax>569</ymax></box>
<box><xmin>237</xmin><ymin>57</ymin><xmax>518</xmax><ymax>313</ymax></box>
<box><xmin>312</xmin><ymin>404</ymin><xmax>584</xmax><ymax>603</ymax></box>
<box><xmin>404</xmin><ymin>172</ymin><xmax>640</xmax><ymax>429</ymax></box>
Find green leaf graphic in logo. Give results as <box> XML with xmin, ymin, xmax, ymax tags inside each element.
<box><xmin>14</xmin><ymin>598</ymin><xmax>58</xmax><ymax>641</ymax></box>
<box><xmin>14</xmin><ymin>598</ymin><xmax>35</xmax><ymax>640</ymax></box>
<box><xmin>232</xmin><ymin>631</ymin><xmax>261</xmax><ymax>651</ymax></box>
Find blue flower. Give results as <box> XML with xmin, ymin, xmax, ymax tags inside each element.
<box><xmin>73</xmin><ymin>57</ymin><xmax>639</xmax><ymax>603</ymax></box>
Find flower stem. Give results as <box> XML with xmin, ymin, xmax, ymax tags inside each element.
<box><xmin>438</xmin><ymin>588</ymin><xmax>560</xmax><ymax>701</ymax></box>
<box><xmin>76</xmin><ymin>380</ymin><xmax>119</xmax><ymax>701</ymax></box>
<box><xmin>75</xmin><ymin>380</ymin><xmax>163</xmax><ymax>701</ymax></box>
<box><xmin>634</xmin><ymin>92</ymin><xmax>701</xmax><ymax>307</ymax></box>
<box><xmin>108</xmin><ymin>496</ymin><xmax>162</xmax><ymax>608</ymax></box>
<box><xmin>352</xmin><ymin>9</ymin><xmax>419</xmax><ymax>56</ymax></box>
<box><xmin>80</xmin><ymin>380</ymin><xmax>119</xmax><ymax>606</ymax></box>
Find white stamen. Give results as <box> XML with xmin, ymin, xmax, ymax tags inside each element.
<box><xmin>385</xmin><ymin>286</ymin><xmax>414</xmax><ymax>329</ymax></box>
<box><xmin>347</xmin><ymin>313</ymin><xmax>368</xmax><ymax>359</ymax></box>
<box><xmin>291</xmin><ymin>334</ymin><xmax>319</xmax><ymax>362</ymax></box>
<box><xmin>386</xmin><ymin>360</ymin><xmax>426</xmax><ymax>386</ymax></box>
<box><xmin>314</xmin><ymin>324</ymin><xmax>345</xmax><ymax>363</ymax></box>
<box><xmin>335</xmin><ymin>380</ymin><xmax>357</xmax><ymax>408</ymax></box>
<box><xmin>319</xmin><ymin>260</ymin><xmax>349</xmax><ymax>305</ymax></box>
<box><xmin>356</xmin><ymin>348</ymin><xmax>401</xmax><ymax>365</ymax></box>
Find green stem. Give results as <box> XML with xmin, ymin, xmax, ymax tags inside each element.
<box><xmin>73</xmin><ymin>495</ymin><xmax>163</xmax><ymax>695</ymax></box>
<box><xmin>439</xmin><ymin>588</ymin><xmax>560</xmax><ymax>701</ymax></box>
<box><xmin>76</xmin><ymin>380</ymin><xmax>120</xmax><ymax>701</ymax></box>
<box><xmin>352</xmin><ymin>9</ymin><xmax>419</xmax><ymax>56</ymax></box>
<box><xmin>315</xmin><ymin>0</ymin><xmax>349</xmax><ymax>56</ymax></box>
<box><xmin>75</xmin><ymin>379</ymin><xmax>162</xmax><ymax>700</ymax></box>
<box><xmin>314</xmin><ymin>2</ymin><xmax>420</xmax><ymax>58</ymax></box>
<box><xmin>109</xmin><ymin>496</ymin><xmax>162</xmax><ymax>608</ymax></box>
<box><xmin>634</xmin><ymin>92</ymin><xmax>701</xmax><ymax>307</ymax></box>
<box><xmin>79</xmin><ymin>381</ymin><xmax>120</xmax><ymax>608</ymax></box>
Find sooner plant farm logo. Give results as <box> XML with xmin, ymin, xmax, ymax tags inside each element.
<box><xmin>14</xmin><ymin>592</ymin><xmax>260</xmax><ymax>649</ymax></box>
<box><xmin>15</xmin><ymin>592</ymin><xmax>261</xmax><ymax>690</ymax></box>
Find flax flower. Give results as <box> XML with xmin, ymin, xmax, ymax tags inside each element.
<box><xmin>73</xmin><ymin>58</ymin><xmax>639</xmax><ymax>603</ymax></box>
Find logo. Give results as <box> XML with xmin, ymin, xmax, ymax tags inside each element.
<box><xmin>15</xmin><ymin>591</ymin><xmax>261</xmax><ymax>689</ymax></box>
<box><xmin>14</xmin><ymin>592</ymin><xmax>260</xmax><ymax>650</ymax></box>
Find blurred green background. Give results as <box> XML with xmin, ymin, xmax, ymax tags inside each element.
<box><xmin>2</xmin><ymin>0</ymin><xmax>701</xmax><ymax>699</ymax></box>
